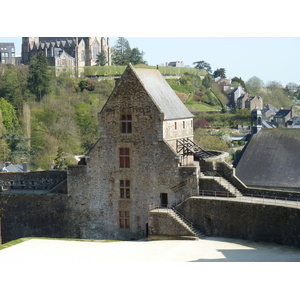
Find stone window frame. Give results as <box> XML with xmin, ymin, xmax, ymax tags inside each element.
<box><xmin>119</xmin><ymin>148</ymin><xmax>130</xmax><ymax>168</ymax></box>
<box><xmin>120</xmin><ymin>179</ymin><xmax>130</xmax><ymax>199</ymax></box>
<box><xmin>120</xmin><ymin>114</ymin><xmax>132</xmax><ymax>134</ymax></box>
<box><xmin>119</xmin><ymin>211</ymin><xmax>130</xmax><ymax>229</ymax></box>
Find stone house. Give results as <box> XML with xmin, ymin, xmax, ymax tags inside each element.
<box><xmin>237</xmin><ymin>93</ymin><xmax>263</xmax><ymax>110</ymax></box>
<box><xmin>166</xmin><ymin>61</ymin><xmax>184</xmax><ymax>67</ymax></box>
<box><xmin>232</xmin><ymin>85</ymin><xmax>246</xmax><ymax>106</ymax></box>
<box><xmin>245</xmin><ymin>94</ymin><xmax>263</xmax><ymax>110</ymax></box>
<box><xmin>273</xmin><ymin>108</ymin><xmax>293</xmax><ymax>126</ymax></box>
<box><xmin>262</xmin><ymin>104</ymin><xmax>278</xmax><ymax>122</ymax></box>
<box><xmin>236</xmin><ymin>93</ymin><xmax>249</xmax><ymax>109</ymax></box>
<box><xmin>67</xmin><ymin>64</ymin><xmax>200</xmax><ymax>240</ymax></box>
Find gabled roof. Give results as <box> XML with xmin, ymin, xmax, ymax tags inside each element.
<box><xmin>235</xmin><ymin>128</ymin><xmax>300</xmax><ymax>189</ymax></box>
<box><xmin>274</xmin><ymin>109</ymin><xmax>291</xmax><ymax>118</ymax></box>
<box><xmin>132</xmin><ymin>65</ymin><xmax>194</xmax><ymax>120</ymax></box>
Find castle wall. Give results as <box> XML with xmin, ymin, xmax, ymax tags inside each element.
<box><xmin>0</xmin><ymin>193</ymin><xmax>68</xmax><ymax>244</ymax></box>
<box><xmin>0</xmin><ymin>170</ymin><xmax>67</xmax><ymax>191</ymax></box>
<box><xmin>176</xmin><ymin>197</ymin><xmax>300</xmax><ymax>247</ymax></box>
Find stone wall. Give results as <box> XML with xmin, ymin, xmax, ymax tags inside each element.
<box><xmin>177</xmin><ymin>197</ymin><xmax>300</xmax><ymax>247</ymax></box>
<box><xmin>0</xmin><ymin>170</ymin><xmax>67</xmax><ymax>192</ymax></box>
<box><xmin>148</xmin><ymin>210</ymin><xmax>196</xmax><ymax>240</ymax></box>
<box><xmin>0</xmin><ymin>193</ymin><xmax>68</xmax><ymax>244</ymax></box>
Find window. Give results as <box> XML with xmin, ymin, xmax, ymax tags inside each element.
<box><xmin>120</xmin><ymin>180</ymin><xmax>130</xmax><ymax>199</ymax></box>
<box><xmin>174</xmin><ymin>122</ymin><xmax>177</xmax><ymax>130</ymax></box>
<box><xmin>121</xmin><ymin>114</ymin><xmax>132</xmax><ymax>133</ymax></box>
<box><xmin>183</xmin><ymin>121</ymin><xmax>185</xmax><ymax>129</ymax></box>
<box><xmin>119</xmin><ymin>148</ymin><xmax>130</xmax><ymax>168</ymax></box>
<box><xmin>119</xmin><ymin>211</ymin><xmax>130</xmax><ymax>229</ymax></box>
<box><xmin>93</xmin><ymin>41</ymin><xmax>100</xmax><ymax>60</ymax></box>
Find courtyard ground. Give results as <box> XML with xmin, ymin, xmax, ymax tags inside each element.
<box><xmin>0</xmin><ymin>237</ymin><xmax>298</xmax><ymax>299</ymax></box>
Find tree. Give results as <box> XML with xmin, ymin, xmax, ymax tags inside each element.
<box><xmin>130</xmin><ymin>48</ymin><xmax>147</xmax><ymax>65</ymax></box>
<box><xmin>246</xmin><ymin>76</ymin><xmax>264</xmax><ymax>94</ymax></box>
<box><xmin>95</xmin><ymin>52</ymin><xmax>107</xmax><ymax>66</ymax></box>
<box><xmin>78</xmin><ymin>79</ymin><xmax>95</xmax><ymax>92</ymax></box>
<box><xmin>213</xmin><ymin>68</ymin><xmax>226</xmax><ymax>78</ymax></box>
<box><xmin>112</xmin><ymin>38</ymin><xmax>147</xmax><ymax>66</ymax></box>
<box><xmin>231</xmin><ymin>76</ymin><xmax>247</xmax><ymax>91</ymax></box>
<box><xmin>193</xmin><ymin>60</ymin><xmax>212</xmax><ymax>73</ymax></box>
<box><xmin>27</xmin><ymin>52</ymin><xmax>52</xmax><ymax>101</ymax></box>
<box><xmin>202</xmin><ymin>74</ymin><xmax>212</xmax><ymax>89</ymax></box>
<box><xmin>112</xmin><ymin>37</ymin><xmax>132</xmax><ymax>65</ymax></box>
<box><xmin>0</xmin><ymin>64</ymin><xmax>33</xmax><ymax>111</ymax></box>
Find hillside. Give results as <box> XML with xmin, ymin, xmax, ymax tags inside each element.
<box><xmin>0</xmin><ymin>63</ymin><xmax>296</xmax><ymax>170</ymax></box>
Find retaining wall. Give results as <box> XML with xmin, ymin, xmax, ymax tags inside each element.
<box><xmin>177</xmin><ymin>197</ymin><xmax>300</xmax><ymax>247</ymax></box>
<box><xmin>0</xmin><ymin>193</ymin><xmax>68</xmax><ymax>244</ymax></box>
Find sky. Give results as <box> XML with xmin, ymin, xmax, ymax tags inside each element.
<box><xmin>1</xmin><ymin>0</ymin><xmax>300</xmax><ymax>87</ymax></box>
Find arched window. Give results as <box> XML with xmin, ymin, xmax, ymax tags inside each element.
<box><xmin>258</xmin><ymin>117</ymin><xmax>262</xmax><ymax>126</ymax></box>
<box><xmin>93</xmin><ymin>41</ymin><xmax>100</xmax><ymax>60</ymax></box>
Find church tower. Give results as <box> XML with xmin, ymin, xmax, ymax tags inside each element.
<box><xmin>21</xmin><ymin>37</ymin><xmax>39</xmax><ymax>65</ymax></box>
<box><xmin>251</xmin><ymin>108</ymin><xmax>262</xmax><ymax>135</ymax></box>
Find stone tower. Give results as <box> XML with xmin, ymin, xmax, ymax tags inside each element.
<box><xmin>251</xmin><ymin>108</ymin><xmax>262</xmax><ymax>135</ymax></box>
<box><xmin>21</xmin><ymin>37</ymin><xmax>39</xmax><ymax>65</ymax></box>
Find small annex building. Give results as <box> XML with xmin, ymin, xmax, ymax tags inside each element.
<box><xmin>67</xmin><ymin>64</ymin><xmax>200</xmax><ymax>240</ymax></box>
<box><xmin>234</xmin><ymin>128</ymin><xmax>300</xmax><ymax>191</ymax></box>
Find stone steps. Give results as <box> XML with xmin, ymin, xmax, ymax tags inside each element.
<box><xmin>201</xmin><ymin>175</ymin><xmax>243</xmax><ymax>197</ymax></box>
<box><xmin>170</xmin><ymin>208</ymin><xmax>206</xmax><ymax>239</ymax></box>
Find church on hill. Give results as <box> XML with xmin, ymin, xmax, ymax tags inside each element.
<box><xmin>21</xmin><ymin>37</ymin><xmax>111</xmax><ymax>75</ymax></box>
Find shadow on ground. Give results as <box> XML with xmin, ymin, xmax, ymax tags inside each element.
<box><xmin>189</xmin><ymin>237</ymin><xmax>300</xmax><ymax>262</ymax></box>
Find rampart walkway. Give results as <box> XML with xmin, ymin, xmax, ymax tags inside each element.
<box><xmin>192</xmin><ymin>194</ymin><xmax>300</xmax><ymax>209</ymax></box>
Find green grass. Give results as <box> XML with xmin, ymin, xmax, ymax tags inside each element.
<box><xmin>0</xmin><ymin>238</ymin><xmax>30</xmax><ymax>250</ymax></box>
<box><xmin>0</xmin><ymin>237</ymin><xmax>121</xmax><ymax>250</ymax></box>
<box><xmin>185</xmin><ymin>101</ymin><xmax>222</xmax><ymax>112</ymax></box>
<box><xmin>82</xmin><ymin>65</ymin><xmax>205</xmax><ymax>77</ymax></box>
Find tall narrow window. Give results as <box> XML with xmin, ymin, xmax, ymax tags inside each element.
<box><xmin>119</xmin><ymin>211</ymin><xmax>130</xmax><ymax>229</ymax></box>
<box><xmin>183</xmin><ymin>121</ymin><xmax>186</xmax><ymax>129</ymax></box>
<box><xmin>174</xmin><ymin>122</ymin><xmax>177</xmax><ymax>130</ymax></box>
<box><xmin>121</xmin><ymin>114</ymin><xmax>132</xmax><ymax>133</ymax></box>
<box><xmin>119</xmin><ymin>148</ymin><xmax>130</xmax><ymax>168</ymax></box>
<box><xmin>93</xmin><ymin>41</ymin><xmax>100</xmax><ymax>60</ymax></box>
<box><xmin>120</xmin><ymin>180</ymin><xmax>130</xmax><ymax>199</ymax></box>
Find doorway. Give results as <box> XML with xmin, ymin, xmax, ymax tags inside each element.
<box><xmin>160</xmin><ymin>193</ymin><xmax>168</xmax><ymax>207</ymax></box>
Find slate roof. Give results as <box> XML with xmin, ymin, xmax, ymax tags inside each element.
<box><xmin>235</xmin><ymin>128</ymin><xmax>300</xmax><ymax>189</ymax></box>
<box><xmin>0</xmin><ymin>163</ymin><xmax>24</xmax><ymax>172</ymax></box>
<box><xmin>274</xmin><ymin>109</ymin><xmax>291</xmax><ymax>118</ymax></box>
<box><xmin>287</xmin><ymin>116</ymin><xmax>300</xmax><ymax>126</ymax></box>
<box><xmin>132</xmin><ymin>66</ymin><xmax>194</xmax><ymax>120</ymax></box>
